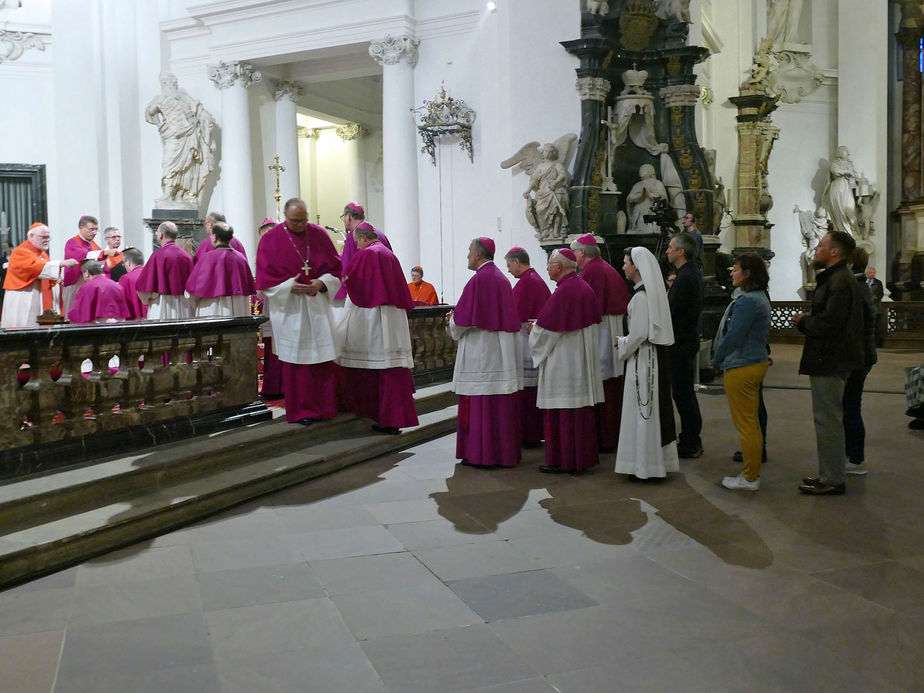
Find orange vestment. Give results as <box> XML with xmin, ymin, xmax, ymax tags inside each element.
<box><xmin>408</xmin><ymin>280</ymin><xmax>438</xmax><ymax>306</ymax></box>
<box><xmin>3</xmin><ymin>239</ymin><xmax>56</xmax><ymax>311</ymax></box>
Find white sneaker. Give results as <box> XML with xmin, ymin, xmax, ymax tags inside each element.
<box><xmin>722</xmin><ymin>473</ymin><xmax>760</xmax><ymax>491</ymax></box>
<box><xmin>847</xmin><ymin>462</ymin><xmax>868</xmax><ymax>475</ymax></box>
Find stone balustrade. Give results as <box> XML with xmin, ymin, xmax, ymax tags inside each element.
<box><xmin>408</xmin><ymin>305</ymin><xmax>458</xmax><ymax>386</ymax></box>
<box><xmin>769</xmin><ymin>301</ymin><xmax>924</xmax><ymax>347</ymax></box>
<box><xmin>0</xmin><ymin>316</ymin><xmax>268</xmax><ymax>479</ymax></box>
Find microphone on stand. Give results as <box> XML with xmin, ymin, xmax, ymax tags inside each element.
<box><xmin>325</xmin><ymin>225</ymin><xmax>346</xmax><ymax>239</ymax></box>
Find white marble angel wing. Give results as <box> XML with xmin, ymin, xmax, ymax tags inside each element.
<box><xmin>500</xmin><ymin>141</ymin><xmax>542</xmax><ymax>174</ymax></box>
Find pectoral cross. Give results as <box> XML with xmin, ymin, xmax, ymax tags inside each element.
<box><xmin>267</xmin><ymin>154</ymin><xmax>286</xmax><ymax>220</ymax></box>
<box><xmin>302</xmin><ymin>258</ymin><xmax>311</xmax><ymax>276</ymax></box>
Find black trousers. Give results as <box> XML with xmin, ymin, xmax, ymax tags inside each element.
<box><xmin>843</xmin><ymin>366</ymin><xmax>871</xmax><ymax>463</ymax></box>
<box><xmin>669</xmin><ymin>345</ymin><xmax>702</xmax><ymax>450</ymax></box>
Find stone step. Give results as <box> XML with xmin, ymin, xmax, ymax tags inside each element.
<box><xmin>0</xmin><ymin>384</ymin><xmax>456</xmax><ymax>538</ymax></box>
<box><xmin>0</xmin><ymin>388</ymin><xmax>458</xmax><ymax>589</ymax></box>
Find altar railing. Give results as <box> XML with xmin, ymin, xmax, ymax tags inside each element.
<box><xmin>769</xmin><ymin>301</ymin><xmax>924</xmax><ymax>347</ymax></box>
<box><xmin>408</xmin><ymin>305</ymin><xmax>457</xmax><ymax>386</ymax></box>
<box><xmin>0</xmin><ymin>316</ymin><xmax>267</xmax><ymax>479</ymax></box>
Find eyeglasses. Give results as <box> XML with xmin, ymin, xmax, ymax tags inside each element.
<box><xmin>287</xmin><ymin>217</ymin><xmax>308</xmax><ymax>224</ymax></box>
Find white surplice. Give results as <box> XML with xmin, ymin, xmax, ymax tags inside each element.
<box><xmin>449</xmin><ymin>317</ymin><xmax>521</xmax><ymax>396</ymax></box>
<box><xmin>598</xmin><ymin>313</ymin><xmax>625</xmax><ymax>380</ymax></box>
<box><xmin>529</xmin><ymin>324</ymin><xmax>605</xmax><ymax>410</ymax></box>
<box><xmin>335</xmin><ymin>298</ymin><xmax>414</xmax><ymax>370</ymax></box>
<box><xmin>142</xmin><ymin>294</ymin><xmax>192</xmax><ymax>320</ymax></box>
<box><xmin>261</xmin><ymin>273</ymin><xmax>341</xmax><ymax>364</ymax></box>
<box><xmin>189</xmin><ymin>295</ymin><xmax>251</xmax><ymax>318</ymax></box>
<box><xmin>0</xmin><ymin>260</ymin><xmax>63</xmax><ymax>328</ymax></box>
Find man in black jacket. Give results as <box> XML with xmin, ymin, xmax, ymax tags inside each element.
<box><xmin>666</xmin><ymin>232</ymin><xmax>704</xmax><ymax>457</ymax></box>
<box><xmin>791</xmin><ymin>230</ymin><xmax>864</xmax><ymax>495</ymax></box>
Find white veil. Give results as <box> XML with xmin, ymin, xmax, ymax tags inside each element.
<box><xmin>630</xmin><ymin>246</ymin><xmax>674</xmax><ymax>346</ymax></box>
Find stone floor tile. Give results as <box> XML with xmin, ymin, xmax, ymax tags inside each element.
<box><xmin>286</xmin><ymin>525</ymin><xmax>405</xmax><ymax>562</ymax></box>
<box><xmin>0</xmin><ymin>587</ymin><xmax>73</xmax><ymax>636</ymax></box>
<box><xmin>547</xmin><ymin>658</ymin><xmax>736</xmax><ymax>693</ymax></box>
<box><xmin>196</xmin><ymin>562</ymin><xmax>325</xmax><ymax>611</ymax></box>
<box><xmin>215</xmin><ymin>642</ymin><xmax>386</xmax><ymax>693</ymax></box>
<box><xmin>310</xmin><ymin>551</ymin><xmax>435</xmax><ymax>595</ymax></box>
<box><xmin>69</xmin><ymin>574</ymin><xmax>203</xmax><ymax>627</ymax></box>
<box><xmin>363</xmin><ymin>497</ymin><xmax>445</xmax><ymax>525</ymax></box>
<box><xmin>463</xmin><ymin>678</ymin><xmax>558</xmax><ymax>693</ymax></box>
<box><xmin>384</xmin><ymin>518</ymin><xmax>498</xmax><ymax>551</ymax></box>
<box><xmin>812</xmin><ymin>560</ymin><xmax>924</xmax><ymax>610</ymax></box>
<box><xmin>0</xmin><ymin>629</ymin><xmax>63</xmax><ymax>693</ymax></box>
<box><xmin>360</xmin><ymin>624</ymin><xmax>536</xmax><ymax>693</ymax></box>
<box><xmin>270</xmin><ymin>503</ymin><xmax>381</xmax><ymax>533</ymax></box>
<box><xmin>55</xmin><ymin>612</ymin><xmax>217</xmax><ymax>692</ymax></box>
<box><xmin>332</xmin><ymin>579</ymin><xmax>482</xmax><ymax>640</ymax></box>
<box><xmin>74</xmin><ymin>544</ymin><xmax>195</xmax><ymax>587</ymax></box>
<box><xmin>1</xmin><ymin>566</ymin><xmax>77</xmax><ymax>594</ymax></box>
<box><xmin>189</xmin><ymin>535</ymin><xmax>300</xmax><ymax>573</ymax></box>
<box><xmin>206</xmin><ymin>597</ymin><xmax>354</xmax><ymax>660</ymax></box>
<box><xmin>413</xmin><ymin>540</ymin><xmax>543</xmax><ymax>581</ymax></box>
<box><xmin>447</xmin><ymin>569</ymin><xmax>597</xmax><ymax>621</ymax></box>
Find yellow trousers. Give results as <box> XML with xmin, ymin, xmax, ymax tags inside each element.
<box><xmin>724</xmin><ymin>360</ymin><xmax>769</xmax><ymax>482</ymax></box>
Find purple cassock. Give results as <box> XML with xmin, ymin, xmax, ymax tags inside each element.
<box><xmin>63</xmin><ymin>235</ymin><xmax>100</xmax><ymax>287</ymax></box>
<box><xmin>338</xmin><ymin>241</ymin><xmax>418</xmax><ymax>430</ymax></box>
<box><xmin>194</xmin><ymin>235</ymin><xmax>247</xmax><ymax>264</ymax></box>
<box><xmin>512</xmin><ymin>267</ymin><xmax>551</xmax><ymax>446</ymax></box>
<box><xmin>536</xmin><ymin>271</ymin><xmax>602</xmax><ymax>472</ymax></box>
<box><xmin>119</xmin><ymin>266</ymin><xmax>147</xmax><ymax>318</ymax></box>
<box><xmin>580</xmin><ymin>256</ymin><xmax>631</xmax><ymax>452</ymax></box>
<box><xmin>334</xmin><ymin>223</ymin><xmax>391</xmax><ymax>301</ymax></box>
<box><xmin>453</xmin><ymin>262</ymin><xmax>522</xmax><ymax>468</ymax></box>
<box><xmin>186</xmin><ymin>247</ymin><xmax>255</xmax><ymax>298</ymax></box>
<box><xmin>255</xmin><ymin>222</ymin><xmax>342</xmax><ymax>423</ymax></box>
<box><xmin>136</xmin><ymin>241</ymin><xmax>194</xmax><ymax>296</ymax></box>
<box><xmin>68</xmin><ymin>274</ymin><xmax>130</xmax><ymax>323</ymax></box>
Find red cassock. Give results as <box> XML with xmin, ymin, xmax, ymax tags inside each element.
<box><xmin>68</xmin><ymin>274</ymin><xmax>130</xmax><ymax>323</ymax></box>
<box><xmin>512</xmin><ymin>267</ymin><xmax>551</xmax><ymax>446</ymax></box>
<box><xmin>580</xmin><ymin>256</ymin><xmax>631</xmax><ymax>452</ymax></box>
<box><xmin>255</xmin><ymin>222</ymin><xmax>342</xmax><ymax>423</ymax></box>
<box><xmin>450</xmin><ymin>262</ymin><xmax>523</xmax><ymax>467</ymax></box>
<box><xmin>337</xmin><ymin>241</ymin><xmax>418</xmax><ymax>430</ymax></box>
<box><xmin>534</xmin><ymin>271</ymin><xmax>603</xmax><ymax>472</ymax></box>
<box><xmin>119</xmin><ymin>266</ymin><xmax>148</xmax><ymax>318</ymax></box>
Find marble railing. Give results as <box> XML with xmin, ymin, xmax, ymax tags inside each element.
<box><xmin>769</xmin><ymin>301</ymin><xmax>924</xmax><ymax>346</ymax></box>
<box><xmin>408</xmin><ymin>305</ymin><xmax>458</xmax><ymax>386</ymax></box>
<box><xmin>0</xmin><ymin>316</ymin><xmax>267</xmax><ymax>477</ymax></box>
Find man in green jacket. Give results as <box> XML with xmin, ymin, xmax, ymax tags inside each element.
<box><xmin>791</xmin><ymin>230</ymin><xmax>864</xmax><ymax>495</ymax></box>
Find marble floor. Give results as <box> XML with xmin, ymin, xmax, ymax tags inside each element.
<box><xmin>1</xmin><ymin>345</ymin><xmax>923</xmax><ymax>692</ymax></box>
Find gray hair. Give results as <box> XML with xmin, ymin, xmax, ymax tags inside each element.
<box><xmin>122</xmin><ymin>247</ymin><xmax>144</xmax><ymax>266</ymax></box>
<box><xmin>504</xmin><ymin>249</ymin><xmax>530</xmax><ymax>265</ymax></box>
<box><xmin>569</xmin><ymin>239</ymin><xmax>600</xmax><ymax>258</ymax></box>
<box><xmin>354</xmin><ymin>225</ymin><xmax>378</xmax><ymax>241</ymax></box>
<box><xmin>671</xmin><ymin>232</ymin><xmax>696</xmax><ymax>260</ymax></box>
<box><xmin>157</xmin><ymin>221</ymin><xmax>178</xmax><ymax>239</ymax></box>
<box><xmin>471</xmin><ymin>238</ymin><xmax>493</xmax><ymax>261</ymax></box>
<box><xmin>550</xmin><ymin>249</ymin><xmax>577</xmax><ymax>271</ymax></box>
<box><xmin>81</xmin><ymin>259</ymin><xmax>104</xmax><ymax>276</ymax></box>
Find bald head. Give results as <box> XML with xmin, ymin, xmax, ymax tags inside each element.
<box><xmin>157</xmin><ymin>221</ymin><xmax>178</xmax><ymax>240</ymax></box>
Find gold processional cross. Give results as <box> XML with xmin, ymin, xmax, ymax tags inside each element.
<box><xmin>267</xmin><ymin>154</ymin><xmax>286</xmax><ymax>221</ymax></box>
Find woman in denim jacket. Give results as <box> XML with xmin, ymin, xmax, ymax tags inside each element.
<box><xmin>712</xmin><ymin>253</ymin><xmax>772</xmax><ymax>491</ymax></box>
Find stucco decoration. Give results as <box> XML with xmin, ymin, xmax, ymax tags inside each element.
<box><xmin>501</xmin><ymin>135</ymin><xmax>578</xmax><ymax>244</ymax></box>
<box><xmin>0</xmin><ymin>29</ymin><xmax>46</xmax><ymax>63</ymax></box>
<box><xmin>767</xmin><ymin>50</ymin><xmax>823</xmax><ymax>104</ymax></box>
<box><xmin>145</xmin><ymin>72</ymin><xmax>217</xmax><ymax>210</ymax></box>
<box><xmin>369</xmin><ymin>35</ymin><xmax>419</xmax><ymax>68</ymax></box>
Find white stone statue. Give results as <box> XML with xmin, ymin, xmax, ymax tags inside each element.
<box><xmin>654</xmin><ymin>0</ymin><xmax>691</xmax><ymax>23</ymax></box>
<box><xmin>767</xmin><ymin>0</ymin><xmax>804</xmax><ymax>46</ymax></box>
<box><xmin>796</xmin><ymin>205</ymin><xmax>828</xmax><ymax>286</ymax></box>
<box><xmin>626</xmin><ymin>164</ymin><xmax>669</xmax><ymax>234</ymax></box>
<box><xmin>585</xmin><ymin>0</ymin><xmax>609</xmax><ymax>15</ymax></box>
<box><xmin>145</xmin><ymin>72</ymin><xmax>216</xmax><ymax>210</ymax></box>
<box><xmin>822</xmin><ymin>146</ymin><xmax>859</xmax><ymax>237</ymax></box>
<box><xmin>501</xmin><ymin>134</ymin><xmax>577</xmax><ymax>243</ymax></box>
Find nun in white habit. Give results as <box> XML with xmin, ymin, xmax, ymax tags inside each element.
<box><xmin>614</xmin><ymin>246</ymin><xmax>680</xmax><ymax>479</ymax></box>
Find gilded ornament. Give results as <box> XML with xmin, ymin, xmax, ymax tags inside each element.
<box><xmin>671</xmin><ymin>107</ymin><xmax>683</xmax><ymax>125</ymax></box>
<box><xmin>619</xmin><ymin>0</ymin><xmax>659</xmax><ymax>52</ymax></box>
<box><xmin>666</xmin><ymin>55</ymin><xmax>682</xmax><ymax>76</ymax></box>
<box><xmin>672</xmin><ymin>134</ymin><xmax>686</xmax><ymax>149</ymax></box>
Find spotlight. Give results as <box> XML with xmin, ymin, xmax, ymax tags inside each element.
<box><xmin>486</xmin><ymin>1</ymin><xmax>497</xmax><ymax>12</ymax></box>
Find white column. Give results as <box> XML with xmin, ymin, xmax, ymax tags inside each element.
<box><xmin>370</xmin><ymin>35</ymin><xmax>420</xmax><ymax>266</ymax></box>
<box><xmin>837</xmin><ymin>0</ymin><xmax>888</xmax><ymax>274</ymax></box>
<box><xmin>336</xmin><ymin>124</ymin><xmax>367</xmax><ymax>204</ymax></box>
<box><xmin>273</xmin><ymin>80</ymin><xmax>302</xmax><ymax>206</ymax></box>
<box><xmin>208</xmin><ymin>61</ymin><xmax>261</xmax><ymax>261</ymax></box>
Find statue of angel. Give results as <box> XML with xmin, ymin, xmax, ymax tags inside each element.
<box><xmin>501</xmin><ymin>134</ymin><xmax>577</xmax><ymax>243</ymax></box>
<box><xmin>654</xmin><ymin>0</ymin><xmax>691</xmax><ymax>23</ymax></box>
<box><xmin>796</xmin><ymin>205</ymin><xmax>828</xmax><ymax>286</ymax></box>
